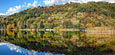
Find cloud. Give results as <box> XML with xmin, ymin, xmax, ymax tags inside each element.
<box><xmin>0</xmin><ymin>4</ymin><xmax>22</xmax><ymax>15</ymax></box>
<box><xmin>0</xmin><ymin>0</ymin><xmax>114</xmax><ymax>15</ymax></box>
<box><xmin>0</xmin><ymin>0</ymin><xmax>40</xmax><ymax>15</ymax></box>
<box><xmin>32</xmin><ymin>1</ymin><xmax>38</xmax><ymax>7</ymax></box>
<box><xmin>0</xmin><ymin>13</ymin><xmax>6</xmax><ymax>15</ymax></box>
<box><xmin>27</xmin><ymin>1</ymin><xmax>38</xmax><ymax>7</ymax></box>
<box><xmin>43</xmin><ymin>0</ymin><xmax>65</xmax><ymax>5</ymax></box>
<box><xmin>5</xmin><ymin>5</ymin><xmax>21</xmax><ymax>15</ymax></box>
<box><xmin>27</xmin><ymin>3</ymin><xmax>32</xmax><ymax>7</ymax></box>
<box><xmin>43</xmin><ymin>0</ymin><xmax>115</xmax><ymax>5</ymax></box>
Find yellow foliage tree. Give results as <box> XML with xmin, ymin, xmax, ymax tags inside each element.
<box><xmin>86</xmin><ymin>23</ymin><xmax>94</xmax><ymax>28</ymax></box>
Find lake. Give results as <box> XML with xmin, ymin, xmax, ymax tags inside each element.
<box><xmin>0</xmin><ymin>43</ymin><xmax>63</xmax><ymax>55</ymax></box>
<box><xmin>0</xmin><ymin>27</ymin><xmax>115</xmax><ymax>55</ymax></box>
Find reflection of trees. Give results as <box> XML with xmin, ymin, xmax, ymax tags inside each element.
<box><xmin>1</xmin><ymin>30</ymin><xmax>114</xmax><ymax>55</ymax></box>
<box><xmin>39</xmin><ymin>21</ymin><xmax>44</xmax><ymax>29</ymax></box>
<box><xmin>0</xmin><ymin>31</ymin><xmax>1</xmax><ymax>37</ymax></box>
<box><xmin>21</xmin><ymin>31</ymin><xmax>24</xmax><ymax>38</ymax></box>
<box><xmin>39</xmin><ymin>31</ymin><xmax>44</xmax><ymax>37</ymax></box>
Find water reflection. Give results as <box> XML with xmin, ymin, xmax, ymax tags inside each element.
<box><xmin>0</xmin><ymin>29</ymin><xmax>115</xmax><ymax>55</ymax></box>
<box><xmin>0</xmin><ymin>30</ymin><xmax>83</xmax><ymax>54</ymax></box>
<box><xmin>0</xmin><ymin>43</ymin><xmax>64</xmax><ymax>55</ymax></box>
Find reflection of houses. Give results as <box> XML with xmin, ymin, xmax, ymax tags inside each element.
<box><xmin>0</xmin><ymin>39</ymin><xmax>6</xmax><ymax>42</ymax></box>
<box><xmin>46</xmin><ymin>29</ymin><xmax>54</xmax><ymax>31</ymax></box>
<box><xmin>86</xmin><ymin>27</ymin><xmax>115</xmax><ymax>37</ymax></box>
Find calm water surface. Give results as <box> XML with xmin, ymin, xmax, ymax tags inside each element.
<box><xmin>0</xmin><ymin>28</ymin><xmax>115</xmax><ymax>55</ymax></box>
<box><xmin>0</xmin><ymin>43</ymin><xmax>64</xmax><ymax>55</ymax></box>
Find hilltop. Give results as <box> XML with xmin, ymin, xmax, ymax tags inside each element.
<box><xmin>0</xmin><ymin>2</ymin><xmax>115</xmax><ymax>55</ymax></box>
<box><xmin>0</xmin><ymin>2</ymin><xmax>115</xmax><ymax>29</ymax></box>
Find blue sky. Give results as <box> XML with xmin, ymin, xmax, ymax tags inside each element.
<box><xmin>0</xmin><ymin>0</ymin><xmax>35</xmax><ymax>13</ymax></box>
<box><xmin>0</xmin><ymin>0</ymin><xmax>44</xmax><ymax>15</ymax></box>
<box><xmin>0</xmin><ymin>0</ymin><xmax>115</xmax><ymax>15</ymax></box>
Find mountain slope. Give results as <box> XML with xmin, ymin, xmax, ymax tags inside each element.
<box><xmin>0</xmin><ymin>2</ymin><xmax>115</xmax><ymax>29</ymax></box>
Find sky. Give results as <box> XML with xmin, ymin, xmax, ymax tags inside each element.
<box><xmin>0</xmin><ymin>0</ymin><xmax>115</xmax><ymax>15</ymax></box>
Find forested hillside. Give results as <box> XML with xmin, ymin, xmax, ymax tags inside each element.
<box><xmin>0</xmin><ymin>2</ymin><xmax>115</xmax><ymax>29</ymax></box>
<box><xmin>0</xmin><ymin>2</ymin><xmax>115</xmax><ymax>55</ymax></box>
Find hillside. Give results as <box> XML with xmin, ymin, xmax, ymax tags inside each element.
<box><xmin>0</xmin><ymin>2</ymin><xmax>115</xmax><ymax>55</ymax></box>
<box><xmin>0</xmin><ymin>2</ymin><xmax>115</xmax><ymax>29</ymax></box>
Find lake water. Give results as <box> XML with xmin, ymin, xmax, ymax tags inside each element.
<box><xmin>0</xmin><ymin>43</ymin><xmax>63</xmax><ymax>55</ymax></box>
<box><xmin>0</xmin><ymin>30</ymin><xmax>76</xmax><ymax>55</ymax></box>
<box><xmin>0</xmin><ymin>28</ymin><xmax>115</xmax><ymax>55</ymax></box>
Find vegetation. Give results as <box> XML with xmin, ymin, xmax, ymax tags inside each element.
<box><xmin>0</xmin><ymin>2</ymin><xmax>115</xmax><ymax>55</ymax></box>
<box><xmin>0</xmin><ymin>30</ymin><xmax>115</xmax><ymax>55</ymax></box>
<box><xmin>0</xmin><ymin>2</ymin><xmax>115</xmax><ymax>29</ymax></box>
